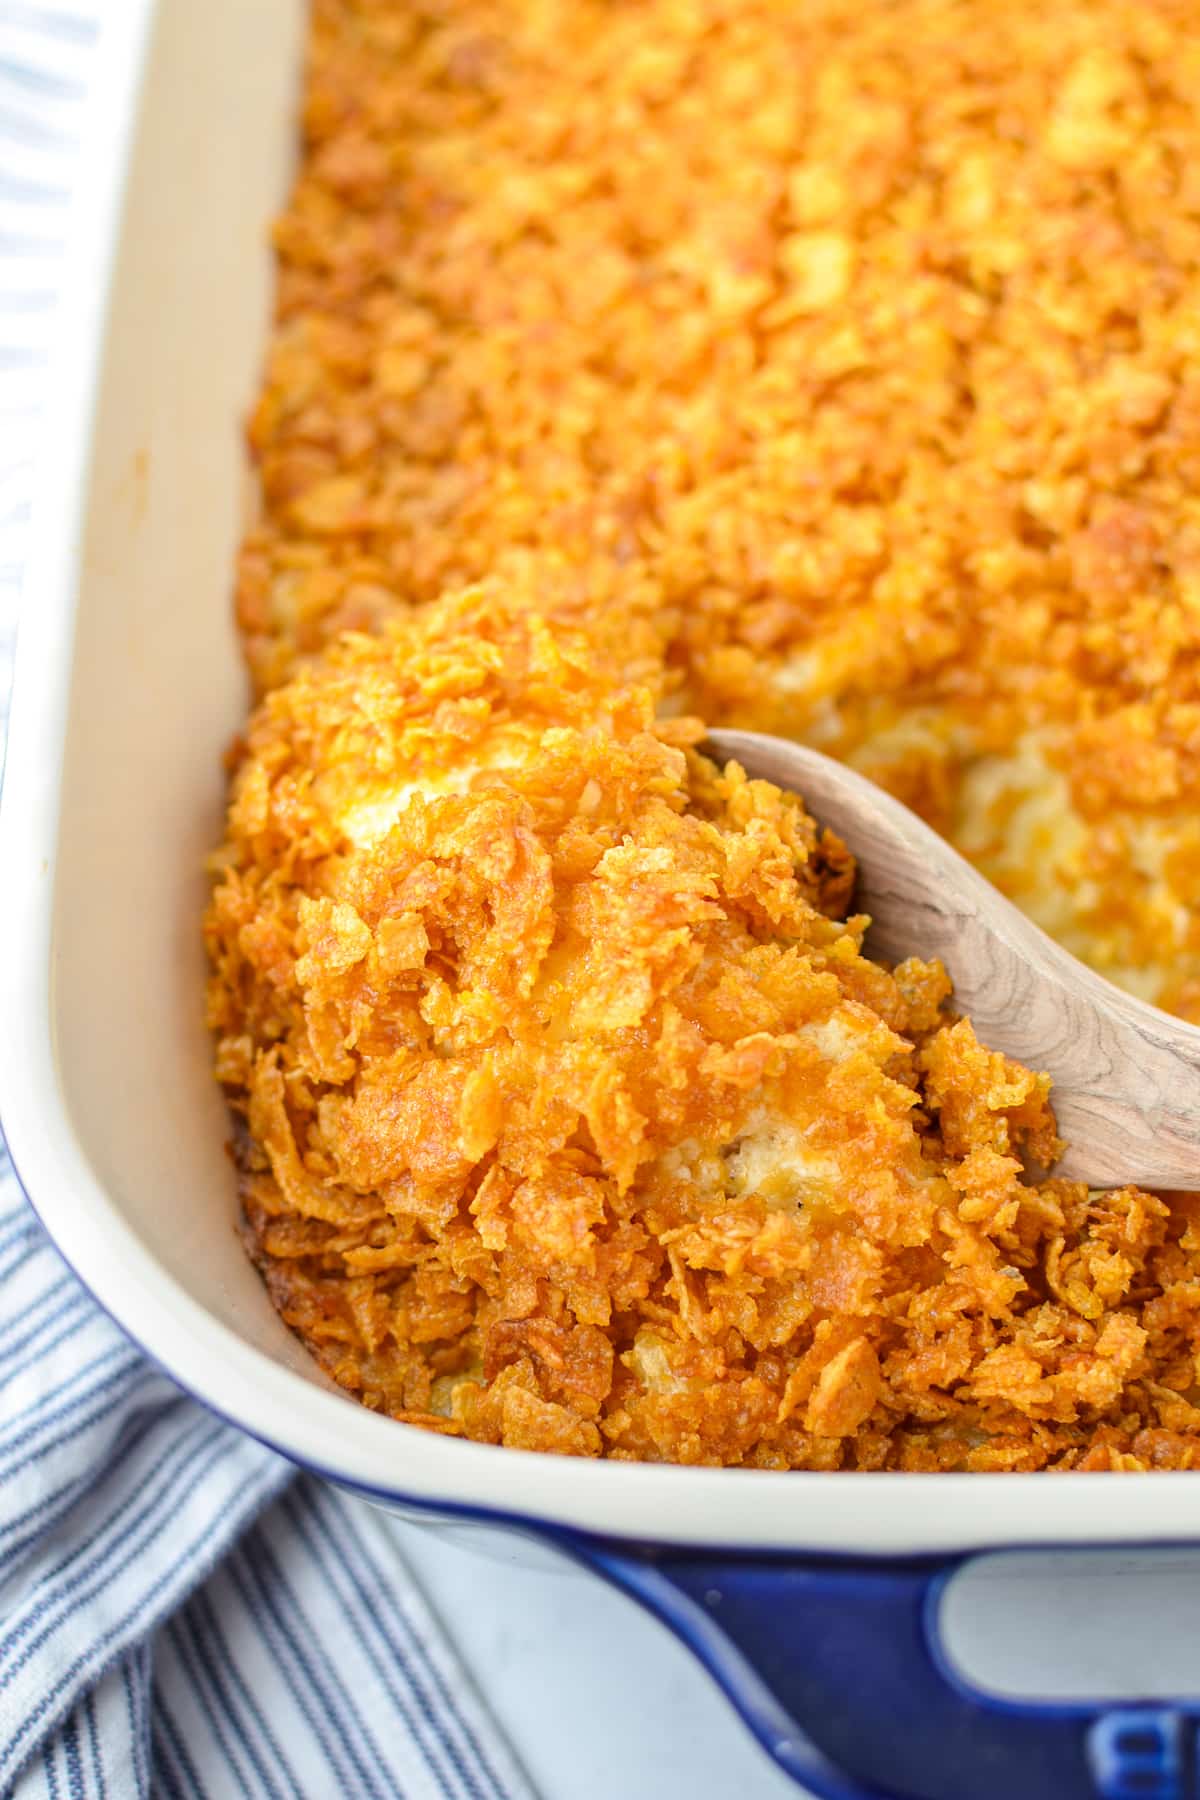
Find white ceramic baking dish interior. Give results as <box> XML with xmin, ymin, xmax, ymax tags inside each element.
<box><xmin>4</xmin><ymin>6</ymin><xmax>1200</xmax><ymax>1797</ymax></box>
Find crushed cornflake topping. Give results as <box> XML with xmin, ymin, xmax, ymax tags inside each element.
<box><xmin>208</xmin><ymin>0</ymin><xmax>1200</xmax><ymax>1469</ymax></box>
<box><xmin>207</xmin><ymin>594</ymin><xmax>1200</xmax><ymax>1469</ymax></box>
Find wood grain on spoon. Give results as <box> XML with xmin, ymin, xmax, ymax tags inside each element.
<box><xmin>706</xmin><ymin>729</ymin><xmax>1200</xmax><ymax>1190</ymax></box>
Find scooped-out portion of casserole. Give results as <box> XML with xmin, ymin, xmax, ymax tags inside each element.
<box><xmin>208</xmin><ymin>0</ymin><xmax>1200</xmax><ymax>1468</ymax></box>
<box><xmin>206</xmin><ymin>590</ymin><xmax>1200</xmax><ymax>1469</ymax></box>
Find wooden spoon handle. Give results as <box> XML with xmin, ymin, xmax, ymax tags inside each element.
<box><xmin>707</xmin><ymin>729</ymin><xmax>1200</xmax><ymax>1189</ymax></box>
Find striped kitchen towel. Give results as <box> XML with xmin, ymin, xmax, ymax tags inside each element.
<box><xmin>0</xmin><ymin>7</ymin><xmax>535</xmax><ymax>1798</ymax></box>
<box><xmin>0</xmin><ymin>1146</ymin><xmax>535</xmax><ymax>1800</ymax></box>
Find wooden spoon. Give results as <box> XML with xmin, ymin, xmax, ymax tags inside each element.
<box><xmin>706</xmin><ymin>728</ymin><xmax>1200</xmax><ymax>1189</ymax></box>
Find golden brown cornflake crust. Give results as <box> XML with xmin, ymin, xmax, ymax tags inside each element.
<box><xmin>243</xmin><ymin>0</ymin><xmax>1200</xmax><ymax>1019</ymax></box>
<box><xmin>209</xmin><ymin>0</ymin><xmax>1200</xmax><ymax>1468</ymax></box>
<box><xmin>208</xmin><ymin>594</ymin><xmax>1200</xmax><ymax>1469</ymax></box>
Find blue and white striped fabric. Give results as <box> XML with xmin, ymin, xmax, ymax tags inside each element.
<box><xmin>0</xmin><ymin>8</ymin><xmax>536</xmax><ymax>1798</ymax></box>
<box><xmin>0</xmin><ymin>1155</ymin><xmax>536</xmax><ymax>1800</ymax></box>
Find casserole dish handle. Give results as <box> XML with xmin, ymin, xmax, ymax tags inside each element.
<box><xmin>577</xmin><ymin>1545</ymin><xmax>1188</xmax><ymax>1800</ymax></box>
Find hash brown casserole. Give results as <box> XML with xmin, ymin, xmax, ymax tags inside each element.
<box><xmin>208</xmin><ymin>0</ymin><xmax>1200</xmax><ymax>1468</ymax></box>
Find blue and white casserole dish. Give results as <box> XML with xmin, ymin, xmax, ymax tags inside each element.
<box><xmin>2</xmin><ymin>6</ymin><xmax>1200</xmax><ymax>1796</ymax></box>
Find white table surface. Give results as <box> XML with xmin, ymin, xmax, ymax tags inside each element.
<box><xmin>380</xmin><ymin>1512</ymin><xmax>804</xmax><ymax>1800</ymax></box>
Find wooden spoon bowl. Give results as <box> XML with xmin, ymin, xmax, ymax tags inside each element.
<box><xmin>706</xmin><ymin>728</ymin><xmax>1200</xmax><ymax>1190</ymax></box>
